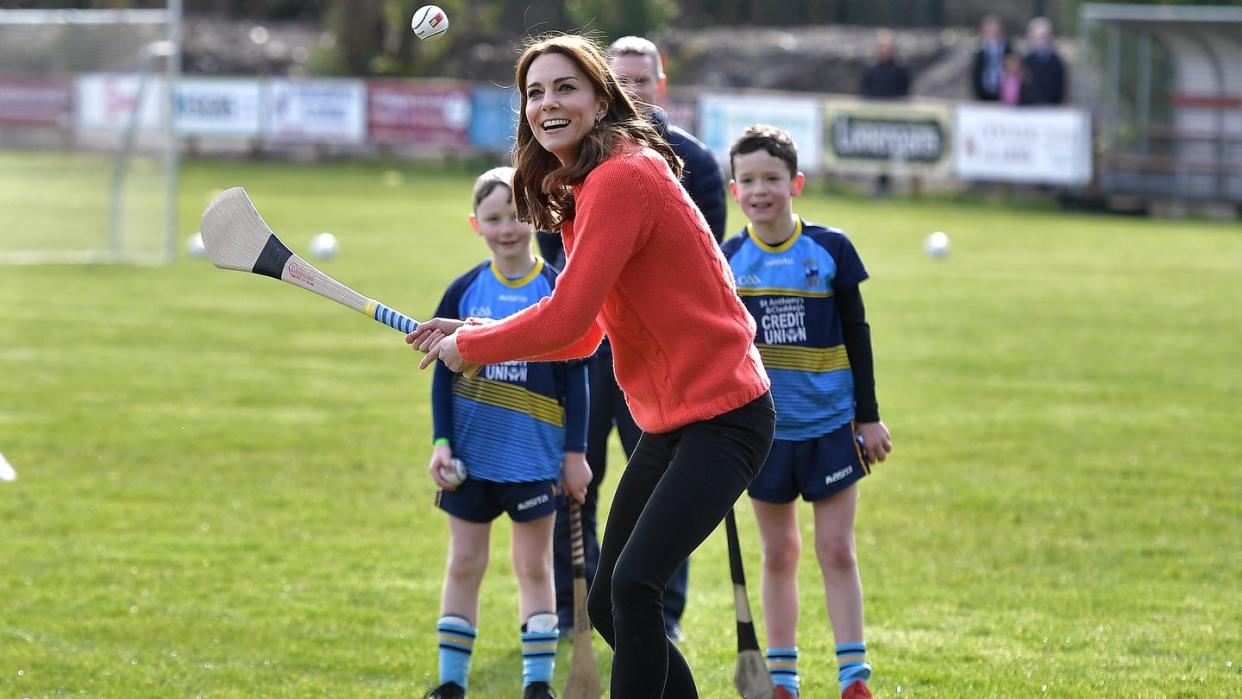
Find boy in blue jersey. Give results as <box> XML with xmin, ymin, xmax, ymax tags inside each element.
<box><xmin>722</xmin><ymin>126</ymin><xmax>893</xmax><ymax>699</ymax></box>
<box><xmin>424</xmin><ymin>167</ymin><xmax>591</xmax><ymax>699</ymax></box>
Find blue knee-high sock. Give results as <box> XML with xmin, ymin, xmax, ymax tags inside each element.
<box><xmin>437</xmin><ymin>616</ymin><xmax>476</xmax><ymax>689</ymax></box>
<box><xmin>521</xmin><ymin>612</ymin><xmax>559</xmax><ymax>687</ymax></box>
<box><xmin>767</xmin><ymin>646</ymin><xmax>800</xmax><ymax>696</ymax></box>
<box><xmin>836</xmin><ymin>641</ymin><xmax>871</xmax><ymax>693</ymax></box>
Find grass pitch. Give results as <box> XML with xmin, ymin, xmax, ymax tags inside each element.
<box><xmin>1</xmin><ymin>157</ymin><xmax>1240</xmax><ymax>697</ymax></box>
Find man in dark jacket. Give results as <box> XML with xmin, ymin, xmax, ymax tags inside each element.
<box><xmin>1022</xmin><ymin>17</ymin><xmax>1065</xmax><ymax>105</ymax></box>
<box><xmin>972</xmin><ymin>15</ymin><xmax>1013</xmax><ymax>101</ymax></box>
<box><xmin>535</xmin><ymin>38</ymin><xmax>725</xmax><ymax>252</ymax></box>
<box><xmin>859</xmin><ymin>29</ymin><xmax>910</xmax><ymax>99</ymax></box>
<box><xmin>609</xmin><ymin>36</ymin><xmax>727</xmax><ymax>242</ymax></box>
<box><xmin>540</xmin><ymin>35</ymin><xmax>726</xmax><ymax>645</ymax></box>
<box><xmin>651</xmin><ymin>108</ymin><xmax>725</xmax><ymax>240</ymax></box>
<box><xmin>858</xmin><ymin>29</ymin><xmax>911</xmax><ymax>195</ymax></box>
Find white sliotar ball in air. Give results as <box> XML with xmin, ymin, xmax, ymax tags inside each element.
<box><xmin>443</xmin><ymin>458</ymin><xmax>467</xmax><ymax>487</ymax></box>
<box><xmin>411</xmin><ymin>5</ymin><xmax>449</xmax><ymax>40</ymax></box>
<box><xmin>924</xmin><ymin>231</ymin><xmax>951</xmax><ymax>259</ymax></box>
<box><xmin>308</xmin><ymin>232</ymin><xmax>338</xmax><ymax>260</ymax></box>
<box><xmin>186</xmin><ymin>232</ymin><xmax>206</xmax><ymax>258</ymax></box>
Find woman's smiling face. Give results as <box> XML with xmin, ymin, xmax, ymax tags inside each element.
<box><xmin>524</xmin><ymin>52</ymin><xmax>607</xmax><ymax>164</ymax></box>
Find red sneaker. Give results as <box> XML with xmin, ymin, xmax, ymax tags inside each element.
<box><xmin>842</xmin><ymin>680</ymin><xmax>873</xmax><ymax>699</ymax></box>
<box><xmin>773</xmin><ymin>688</ymin><xmax>798</xmax><ymax>699</ymax></box>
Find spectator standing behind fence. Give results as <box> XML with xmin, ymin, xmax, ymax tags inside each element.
<box><xmin>858</xmin><ymin>29</ymin><xmax>909</xmax><ymax>196</ymax></box>
<box><xmin>999</xmin><ymin>54</ymin><xmax>1032</xmax><ymax>106</ymax></box>
<box><xmin>1022</xmin><ymin>17</ymin><xmax>1065</xmax><ymax>105</ymax></box>
<box><xmin>858</xmin><ymin>29</ymin><xmax>909</xmax><ymax>100</ymax></box>
<box><xmin>972</xmin><ymin>15</ymin><xmax>1013</xmax><ymax>101</ymax></box>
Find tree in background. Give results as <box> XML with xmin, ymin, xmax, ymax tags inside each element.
<box><xmin>13</xmin><ymin>0</ymin><xmax>1242</xmax><ymax>77</ymax></box>
<box><xmin>315</xmin><ymin>0</ymin><xmax>675</xmax><ymax>78</ymax></box>
<box><xmin>565</xmin><ymin>0</ymin><xmax>678</xmax><ymax>38</ymax></box>
<box><xmin>328</xmin><ymin>0</ymin><xmax>383</xmax><ymax>75</ymax></box>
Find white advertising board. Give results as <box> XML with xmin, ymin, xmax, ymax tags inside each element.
<box><xmin>75</xmin><ymin>73</ymin><xmax>165</xmax><ymax>133</ymax></box>
<box><xmin>175</xmin><ymin>78</ymin><xmax>262</xmax><ymax>137</ymax></box>
<box><xmin>954</xmin><ymin>105</ymin><xmax>1092</xmax><ymax>185</ymax></box>
<box><xmin>698</xmin><ymin>93</ymin><xmax>822</xmax><ymax>171</ymax></box>
<box><xmin>266</xmin><ymin>78</ymin><xmax>366</xmax><ymax>143</ymax></box>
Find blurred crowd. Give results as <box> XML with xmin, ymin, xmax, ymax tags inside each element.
<box><xmin>858</xmin><ymin>15</ymin><xmax>1066</xmax><ymax>106</ymax></box>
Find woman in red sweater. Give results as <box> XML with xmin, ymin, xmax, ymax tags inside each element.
<box><xmin>408</xmin><ymin>34</ymin><xmax>774</xmax><ymax>698</ymax></box>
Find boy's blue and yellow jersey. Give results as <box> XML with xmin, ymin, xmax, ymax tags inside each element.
<box><xmin>430</xmin><ymin>258</ymin><xmax>588</xmax><ymax>483</ymax></box>
<box><xmin>722</xmin><ymin>218</ymin><xmax>868</xmax><ymax>440</ymax></box>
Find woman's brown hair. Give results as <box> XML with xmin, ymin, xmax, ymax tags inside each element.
<box><xmin>512</xmin><ymin>34</ymin><xmax>681</xmax><ymax>232</ymax></box>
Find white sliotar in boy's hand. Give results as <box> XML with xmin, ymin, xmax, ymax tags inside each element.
<box><xmin>428</xmin><ymin>443</ymin><xmax>463</xmax><ymax>490</ymax></box>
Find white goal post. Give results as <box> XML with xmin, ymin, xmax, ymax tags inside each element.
<box><xmin>0</xmin><ymin>3</ymin><xmax>182</xmax><ymax>265</ymax></box>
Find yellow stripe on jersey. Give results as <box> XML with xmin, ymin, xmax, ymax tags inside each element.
<box><xmin>453</xmin><ymin>375</ymin><xmax>565</xmax><ymax>427</ymax></box>
<box><xmin>746</xmin><ymin>218</ymin><xmax>803</xmax><ymax>252</ymax></box>
<box><xmin>490</xmin><ymin>257</ymin><xmax>545</xmax><ymax>288</ymax></box>
<box><xmin>758</xmin><ymin>343</ymin><xmax>851</xmax><ymax>373</ymax></box>
<box><xmin>737</xmin><ymin>286</ymin><xmax>832</xmax><ymax>299</ymax></box>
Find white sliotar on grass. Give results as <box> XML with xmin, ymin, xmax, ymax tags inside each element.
<box><xmin>0</xmin><ymin>452</ymin><xmax>16</xmax><ymax>482</ymax></box>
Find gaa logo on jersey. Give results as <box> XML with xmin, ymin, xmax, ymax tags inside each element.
<box><xmin>803</xmin><ymin>260</ymin><xmax>820</xmax><ymax>287</ymax></box>
<box><xmin>736</xmin><ymin>274</ymin><xmax>762</xmax><ymax>287</ymax></box>
<box><xmin>468</xmin><ymin>305</ymin><xmax>493</xmax><ymax>318</ymax></box>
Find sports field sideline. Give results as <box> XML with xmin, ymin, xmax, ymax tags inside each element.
<box><xmin>1</xmin><ymin>158</ymin><xmax>1239</xmax><ymax>697</ymax></box>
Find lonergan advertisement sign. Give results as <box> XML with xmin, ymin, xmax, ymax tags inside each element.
<box><xmin>822</xmin><ymin>98</ymin><xmax>952</xmax><ymax>177</ymax></box>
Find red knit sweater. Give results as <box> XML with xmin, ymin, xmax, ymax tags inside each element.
<box><xmin>456</xmin><ymin>145</ymin><xmax>769</xmax><ymax>433</ymax></box>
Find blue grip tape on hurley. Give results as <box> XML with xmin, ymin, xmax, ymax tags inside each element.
<box><xmin>373</xmin><ymin>303</ymin><xmax>418</xmax><ymax>334</ymax></box>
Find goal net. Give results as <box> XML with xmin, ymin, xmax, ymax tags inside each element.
<box><xmin>0</xmin><ymin>7</ymin><xmax>181</xmax><ymax>265</ymax></box>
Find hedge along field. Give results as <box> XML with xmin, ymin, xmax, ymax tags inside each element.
<box><xmin>1</xmin><ymin>157</ymin><xmax>1240</xmax><ymax>697</ymax></box>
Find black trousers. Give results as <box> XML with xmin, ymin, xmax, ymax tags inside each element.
<box><xmin>587</xmin><ymin>391</ymin><xmax>775</xmax><ymax>698</ymax></box>
<box><xmin>553</xmin><ymin>350</ymin><xmax>690</xmax><ymax>629</ymax></box>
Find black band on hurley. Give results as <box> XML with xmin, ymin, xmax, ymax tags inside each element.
<box><xmin>252</xmin><ymin>235</ymin><xmax>293</xmax><ymax>279</ymax></box>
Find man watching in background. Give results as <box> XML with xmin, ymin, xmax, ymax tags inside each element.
<box><xmin>542</xmin><ymin>34</ymin><xmax>726</xmax><ymax>645</ymax></box>
<box><xmin>533</xmin><ymin>38</ymin><xmax>725</xmax><ymax>251</ymax></box>
<box><xmin>608</xmin><ymin>36</ymin><xmax>727</xmax><ymax>242</ymax></box>
<box><xmin>858</xmin><ymin>29</ymin><xmax>910</xmax><ymax>195</ymax></box>
<box><xmin>859</xmin><ymin>29</ymin><xmax>910</xmax><ymax>100</ymax></box>
<box><xmin>972</xmin><ymin>15</ymin><xmax>1013</xmax><ymax>101</ymax></box>
<box><xmin>1022</xmin><ymin>17</ymin><xmax>1065</xmax><ymax>105</ymax></box>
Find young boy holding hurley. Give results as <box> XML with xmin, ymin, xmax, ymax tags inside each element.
<box><xmin>723</xmin><ymin>125</ymin><xmax>893</xmax><ymax>699</ymax></box>
<box><xmin>423</xmin><ymin>166</ymin><xmax>591</xmax><ymax>699</ymax></box>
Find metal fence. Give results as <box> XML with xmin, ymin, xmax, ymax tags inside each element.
<box><xmin>1078</xmin><ymin>3</ymin><xmax>1242</xmax><ymax>203</ymax></box>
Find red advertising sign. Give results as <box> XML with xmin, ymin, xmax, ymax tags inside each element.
<box><xmin>367</xmin><ymin>80</ymin><xmax>471</xmax><ymax>147</ymax></box>
<box><xmin>0</xmin><ymin>78</ymin><xmax>72</xmax><ymax>128</ymax></box>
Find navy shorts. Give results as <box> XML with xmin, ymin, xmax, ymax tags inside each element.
<box><xmin>747</xmin><ymin>422</ymin><xmax>870</xmax><ymax>503</ymax></box>
<box><xmin>436</xmin><ymin>477</ymin><xmax>559</xmax><ymax>523</ymax></box>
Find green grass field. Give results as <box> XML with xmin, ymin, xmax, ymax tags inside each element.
<box><xmin>2</xmin><ymin>156</ymin><xmax>1240</xmax><ymax>698</ymax></box>
<box><xmin>0</xmin><ymin>153</ymin><xmax>170</xmax><ymax>261</ymax></box>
